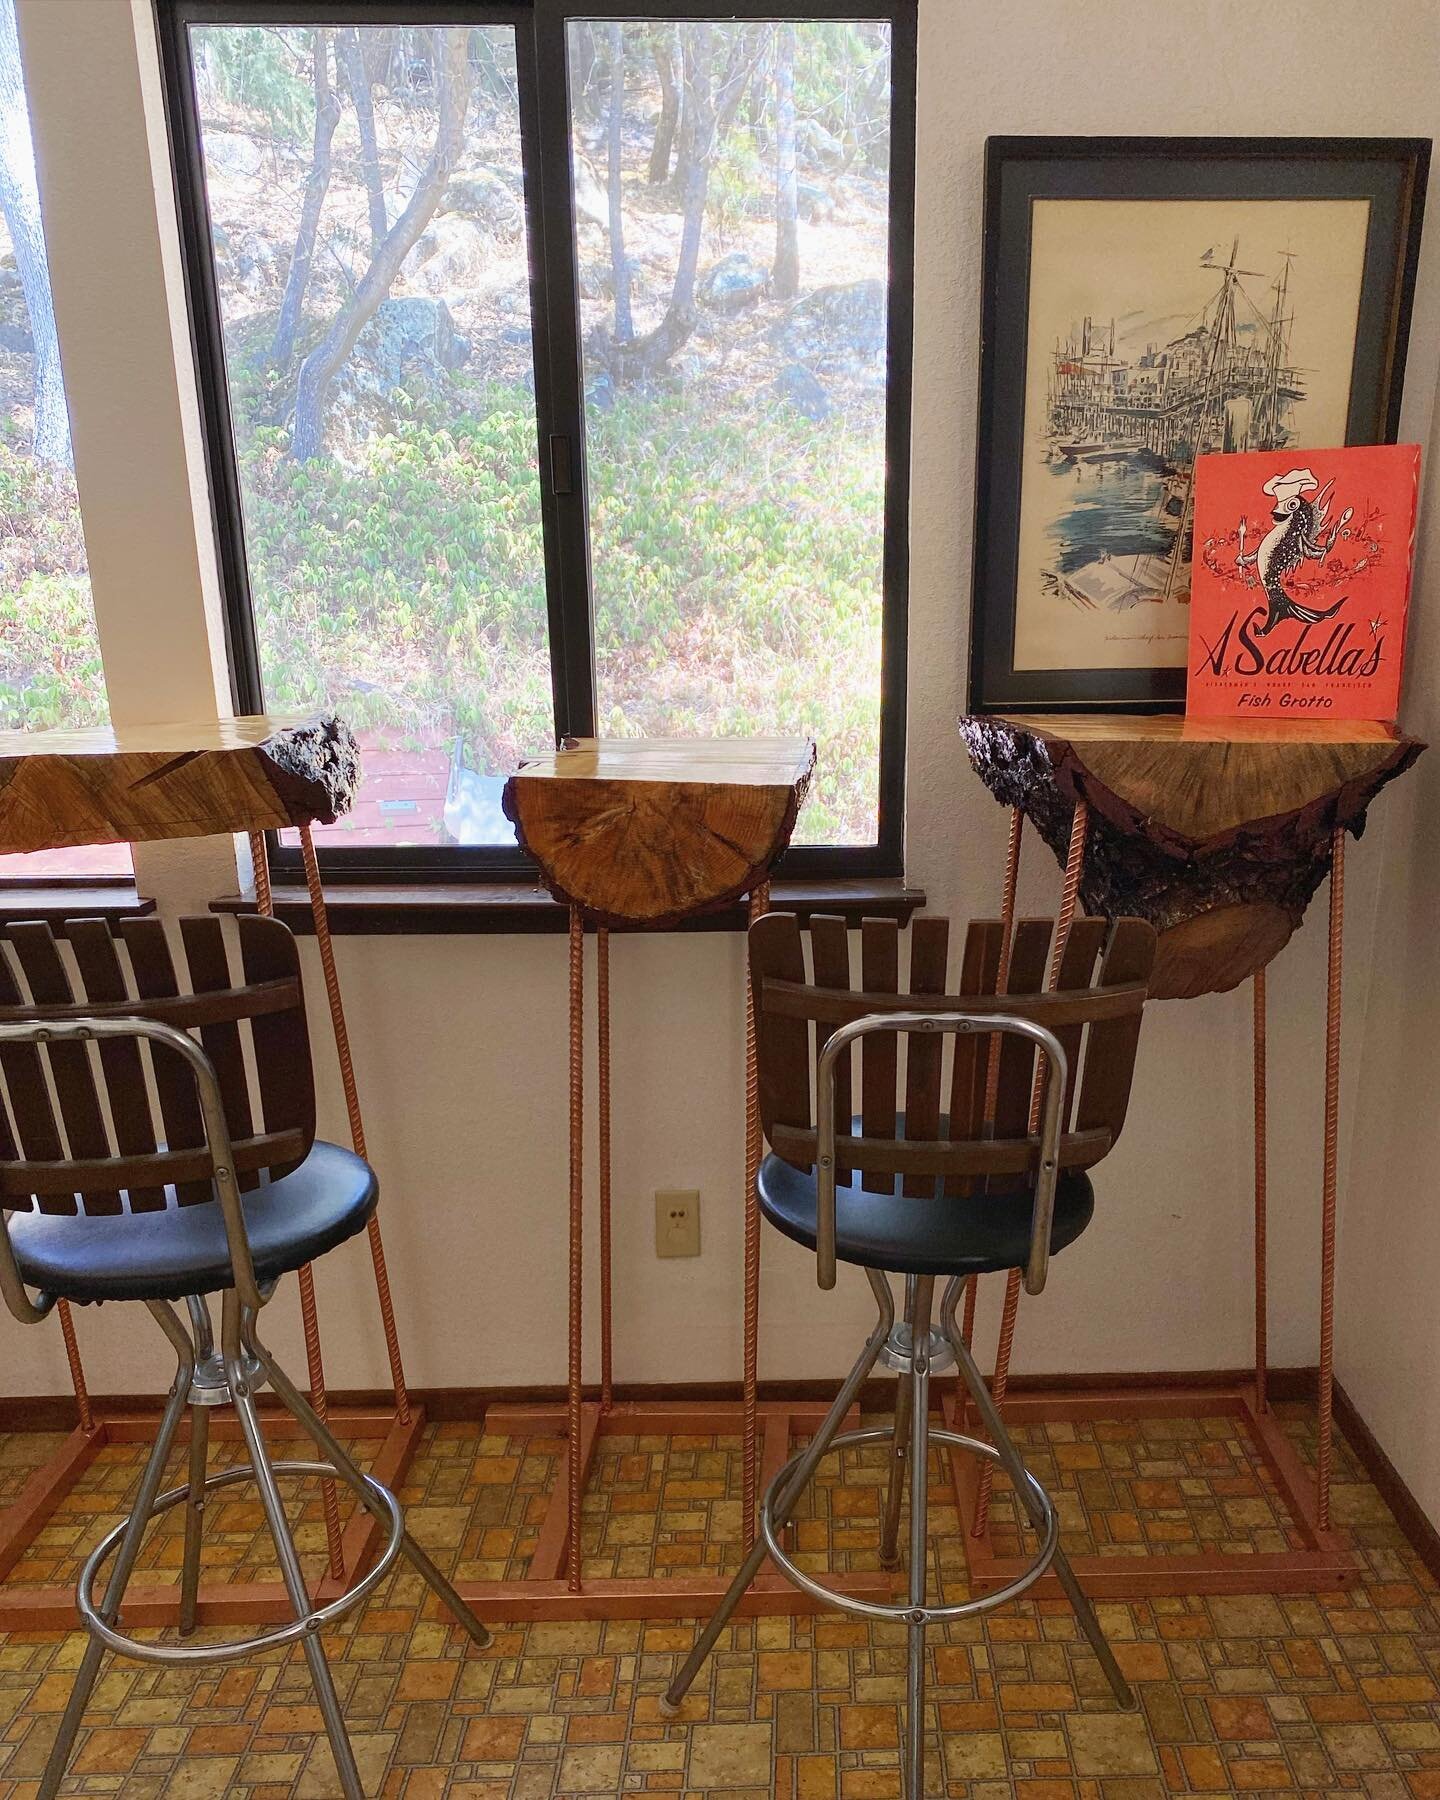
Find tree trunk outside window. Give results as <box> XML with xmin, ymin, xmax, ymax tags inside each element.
<box><xmin>290</xmin><ymin>26</ymin><xmax>472</xmax><ymax>461</ymax></box>
<box><xmin>772</xmin><ymin>23</ymin><xmax>799</xmax><ymax>303</ymax></box>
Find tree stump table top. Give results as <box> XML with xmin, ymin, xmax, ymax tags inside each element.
<box><xmin>503</xmin><ymin>737</ymin><xmax>816</xmax><ymax>928</ymax></box>
<box><xmin>0</xmin><ymin>715</ymin><xmax>359</xmax><ymax>854</ymax></box>
<box><xmin>960</xmin><ymin>713</ymin><xmax>1424</xmax><ymax>1000</ymax></box>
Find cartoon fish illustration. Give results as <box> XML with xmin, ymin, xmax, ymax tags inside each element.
<box><xmin>1235</xmin><ymin>467</ymin><xmax>1354</xmax><ymax>636</ymax></box>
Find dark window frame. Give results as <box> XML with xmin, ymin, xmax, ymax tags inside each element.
<box><xmin>155</xmin><ymin>0</ymin><xmax>916</xmax><ymax>884</ymax></box>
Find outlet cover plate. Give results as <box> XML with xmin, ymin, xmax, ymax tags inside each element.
<box><xmin>655</xmin><ymin>1189</ymin><xmax>701</xmax><ymax>1258</ymax></box>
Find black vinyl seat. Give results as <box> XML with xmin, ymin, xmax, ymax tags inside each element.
<box><xmin>759</xmin><ymin>1148</ymin><xmax>1094</xmax><ymax>1278</ymax></box>
<box><xmin>7</xmin><ymin>1141</ymin><xmax>377</xmax><ymax>1305</ymax></box>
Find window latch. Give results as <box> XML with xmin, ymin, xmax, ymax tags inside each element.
<box><xmin>549</xmin><ymin>434</ymin><xmax>574</xmax><ymax>496</ymax></box>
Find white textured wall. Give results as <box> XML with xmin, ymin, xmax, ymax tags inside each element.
<box><xmin>1336</xmin><ymin>412</ymin><xmax>1440</xmax><ymax>1523</ymax></box>
<box><xmin>4</xmin><ymin>1</ymin><xmax>1440</xmax><ymax>1508</ymax></box>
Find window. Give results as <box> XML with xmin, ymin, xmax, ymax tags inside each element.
<box><xmin>160</xmin><ymin>1</ymin><xmax>914</xmax><ymax>877</ymax></box>
<box><xmin>0</xmin><ymin>0</ymin><xmax>129</xmax><ymax>881</ymax></box>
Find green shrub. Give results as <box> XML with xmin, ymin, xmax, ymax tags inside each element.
<box><xmin>0</xmin><ymin>445</ymin><xmax>107</xmax><ymax>731</ymax></box>
<box><xmin>235</xmin><ymin>377</ymin><xmax>881</xmax><ymax>840</ymax></box>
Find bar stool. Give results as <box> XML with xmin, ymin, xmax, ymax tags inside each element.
<box><xmin>662</xmin><ymin>910</ymin><xmax>1158</xmax><ymax>1796</ymax></box>
<box><xmin>0</xmin><ymin>915</ymin><xmax>490</xmax><ymax>1800</ymax></box>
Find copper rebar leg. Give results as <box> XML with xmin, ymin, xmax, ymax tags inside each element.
<box><xmin>567</xmin><ymin>907</ymin><xmax>586</xmax><ymax>1591</ymax></box>
<box><xmin>741</xmin><ymin>882</ymin><xmax>771</xmax><ymax>1550</ymax></box>
<box><xmin>974</xmin><ymin>800</ymin><xmax>1088</xmax><ymax>1537</ymax></box>
<box><xmin>57</xmin><ymin>1300</ymin><xmax>93</xmax><ymax>1435</ymax></box>
<box><xmin>289</xmin><ymin>824</ymin><xmax>360</xmax><ymax>1576</ymax></box>
<box><xmin>249</xmin><ymin>830</ymin><xmax>342</xmax><ymax>1578</ymax></box>
<box><xmin>293</xmin><ymin>1260</ymin><xmax>343</xmax><ymax>1578</ymax></box>
<box><xmin>299</xmin><ymin>826</ymin><xmax>411</xmax><ymax>1426</ymax></box>
<box><xmin>981</xmin><ymin>806</ymin><xmax>1024</xmax><ymax>1126</ymax></box>
<box><xmin>247</xmin><ymin>829</ymin><xmax>272</xmax><ymax>918</ymax></box>
<box><xmin>1253</xmin><ymin>968</ymin><xmax>1269</xmax><ymax>1414</ymax></box>
<box><xmin>598</xmin><ymin>927</ymin><xmax>613</xmax><ymax>1414</ymax></box>
<box><xmin>965</xmin><ymin>808</ymin><xmax>1024</xmax><ymax>1357</ymax></box>
<box><xmin>1317</xmin><ymin>827</ymin><xmax>1344</xmax><ymax>1530</ymax></box>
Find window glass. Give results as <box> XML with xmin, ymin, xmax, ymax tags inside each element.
<box><xmin>190</xmin><ymin>23</ymin><xmax>549</xmax><ymax>848</ymax></box>
<box><xmin>169</xmin><ymin>8</ymin><xmax>910</xmax><ymax>869</ymax></box>
<box><xmin>0</xmin><ymin>0</ymin><xmax>129</xmax><ymax>879</ymax></box>
<box><xmin>568</xmin><ymin>19</ymin><xmax>893</xmax><ymax>846</ymax></box>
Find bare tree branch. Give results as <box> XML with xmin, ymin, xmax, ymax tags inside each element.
<box><xmin>605</xmin><ymin>24</ymin><xmax>633</xmax><ymax>344</ymax></box>
<box><xmin>339</xmin><ymin>27</ymin><xmax>388</xmax><ymax>255</ymax></box>
<box><xmin>269</xmin><ymin>28</ymin><xmax>341</xmax><ymax>368</ymax></box>
<box><xmin>772</xmin><ymin>24</ymin><xmax>799</xmax><ymax>302</ymax></box>
<box><xmin>290</xmin><ymin>28</ymin><xmax>472</xmax><ymax>459</ymax></box>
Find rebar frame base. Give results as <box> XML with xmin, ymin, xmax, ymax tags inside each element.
<box><xmin>539</xmin><ymin>885</ymin><xmax>796</xmax><ymax>1619</ymax></box>
<box><xmin>0</xmin><ymin>1403</ymin><xmax>425</xmax><ymax>1631</ymax></box>
<box><xmin>459</xmin><ymin>1397</ymin><xmax>899</xmax><ymax>1622</ymax></box>
<box><xmin>961</xmin><ymin>807</ymin><xmax>1357</xmax><ymax>1594</ymax></box>
<box><xmin>947</xmin><ymin>1378</ymin><xmax>1358</xmax><ymax>1598</ymax></box>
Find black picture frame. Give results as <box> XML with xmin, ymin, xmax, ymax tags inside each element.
<box><xmin>969</xmin><ymin>135</ymin><xmax>1429</xmax><ymax>715</ymax></box>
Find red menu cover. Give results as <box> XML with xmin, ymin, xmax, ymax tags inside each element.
<box><xmin>1187</xmin><ymin>444</ymin><xmax>1420</xmax><ymax>722</ymax></box>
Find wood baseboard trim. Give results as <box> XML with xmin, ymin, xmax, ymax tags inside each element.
<box><xmin>1331</xmin><ymin>1379</ymin><xmax>1440</xmax><ymax>1588</ymax></box>
<box><xmin>0</xmin><ymin>1367</ymin><xmax>1319</xmax><ymax>1432</ymax></box>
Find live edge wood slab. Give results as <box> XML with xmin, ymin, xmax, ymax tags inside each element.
<box><xmin>502</xmin><ymin>737</ymin><xmax>817</xmax><ymax>928</ymax></box>
<box><xmin>0</xmin><ymin>715</ymin><xmax>359</xmax><ymax>854</ymax></box>
<box><xmin>960</xmin><ymin>714</ymin><xmax>1424</xmax><ymax>1000</ymax></box>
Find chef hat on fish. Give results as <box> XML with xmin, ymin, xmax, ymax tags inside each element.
<box><xmin>1262</xmin><ymin>467</ymin><xmax>1319</xmax><ymax>502</ymax></box>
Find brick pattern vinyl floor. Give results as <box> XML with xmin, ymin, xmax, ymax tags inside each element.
<box><xmin>0</xmin><ymin>1398</ymin><xmax>1436</xmax><ymax>1798</ymax></box>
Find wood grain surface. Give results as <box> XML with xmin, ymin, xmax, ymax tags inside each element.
<box><xmin>503</xmin><ymin>737</ymin><xmax>816</xmax><ymax>927</ymax></box>
<box><xmin>960</xmin><ymin>714</ymin><xmax>1424</xmax><ymax>998</ymax></box>
<box><xmin>0</xmin><ymin>716</ymin><xmax>359</xmax><ymax>853</ymax></box>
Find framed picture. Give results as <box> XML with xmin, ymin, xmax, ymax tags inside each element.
<box><xmin>969</xmin><ymin>135</ymin><xmax>1429</xmax><ymax>713</ymax></box>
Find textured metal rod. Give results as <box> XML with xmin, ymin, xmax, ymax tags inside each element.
<box><xmin>981</xmin><ymin>806</ymin><xmax>1024</xmax><ymax>1126</ymax></box>
<box><xmin>295</xmin><ymin>1260</ymin><xmax>344</xmax><ymax>1580</ymax></box>
<box><xmin>567</xmin><ymin>906</ymin><xmax>586</xmax><ymax>1592</ymax></box>
<box><xmin>966</xmin><ymin>810</ymin><xmax>1023</xmax><ymax>1368</ymax></box>
<box><xmin>247</xmin><ymin>829</ymin><xmax>272</xmax><ymax>918</ymax></box>
<box><xmin>258</xmin><ymin>829</ymin><xmax>339</xmax><ymax>1575</ymax></box>
<box><xmin>974</xmin><ymin>800</ymin><xmax>1088</xmax><ymax>1537</ymax></box>
<box><xmin>1317</xmin><ymin>827</ymin><xmax>1344</xmax><ymax>1529</ymax></box>
<box><xmin>1253</xmin><ymin>968</ymin><xmax>1269</xmax><ymax>1413</ymax></box>
<box><xmin>56</xmin><ymin>1299</ymin><xmax>93</xmax><ymax>1436</ymax></box>
<box><xmin>597</xmin><ymin>927</ymin><xmax>613</xmax><ymax>1413</ymax></box>
<box><xmin>741</xmin><ymin>882</ymin><xmax>770</xmax><ymax>1549</ymax></box>
<box><xmin>299</xmin><ymin>827</ymin><xmax>411</xmax><ymax>1428</ymax></box>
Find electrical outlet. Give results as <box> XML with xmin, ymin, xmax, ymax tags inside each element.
<box><xmin>655</xmin><ymin>1189</ymin><xmax>701</xmax><ymax>1258</ymax></box>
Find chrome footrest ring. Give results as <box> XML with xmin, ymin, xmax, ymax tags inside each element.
<box><xmin>76</xmin><ymin>1461</ymin><xmax>403</xmax><ymax>1666</ymax></box>
<box><xmin>760</xmin><ymin>1425</ymin><xmax>1058</xmax><ymax>1624</ymax></box>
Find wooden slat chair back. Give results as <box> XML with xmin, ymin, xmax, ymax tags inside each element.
<box><xmin>750</xmin><ymin>912</ymin><xmax>1156</xmax><ymax>1195</ymax></box>
<box><xmin>0</xmin><ymin>915</ymin><xmax>315</xmax><ymax>1217</ymax></box>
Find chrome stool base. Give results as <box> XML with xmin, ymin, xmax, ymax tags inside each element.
<box><xmin>39</xmin><ymin>1290</ymin><xmax>490</xmax><ymax>1800</ymax></box>
<box><xmin>760</xmin><ymin>1424</ymin><xmax>1058</xmax><ymax>1623</ymax></box>
<box><xmin>877</xmin><ymin>1321</ymin><xmax>954</xmax><ymax>1376</ymax></box>
<box><xmin>76</xmin><ymin>1460</ymin><xmax>404</xmax><ymax>1665</ymax></box>
<box><xmin>187</xmin><ymin>1343</ymin><xmax>263</xmax><ymax>1405</ymax></box>
<box><xmin>660</xmin><ymin>1270</ymin><xmax>1134</xmax><ymax>1798</ymax></box>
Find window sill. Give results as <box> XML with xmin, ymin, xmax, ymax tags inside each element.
<box><xmin>210</xmin><ymin>876</ymin><xmax>927</xmax><ymax>936</ymax></box>
<box><xmin>0</xmin><ymin>885</ymin><xmax>156</xmax><ymax>924</ymax></box>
